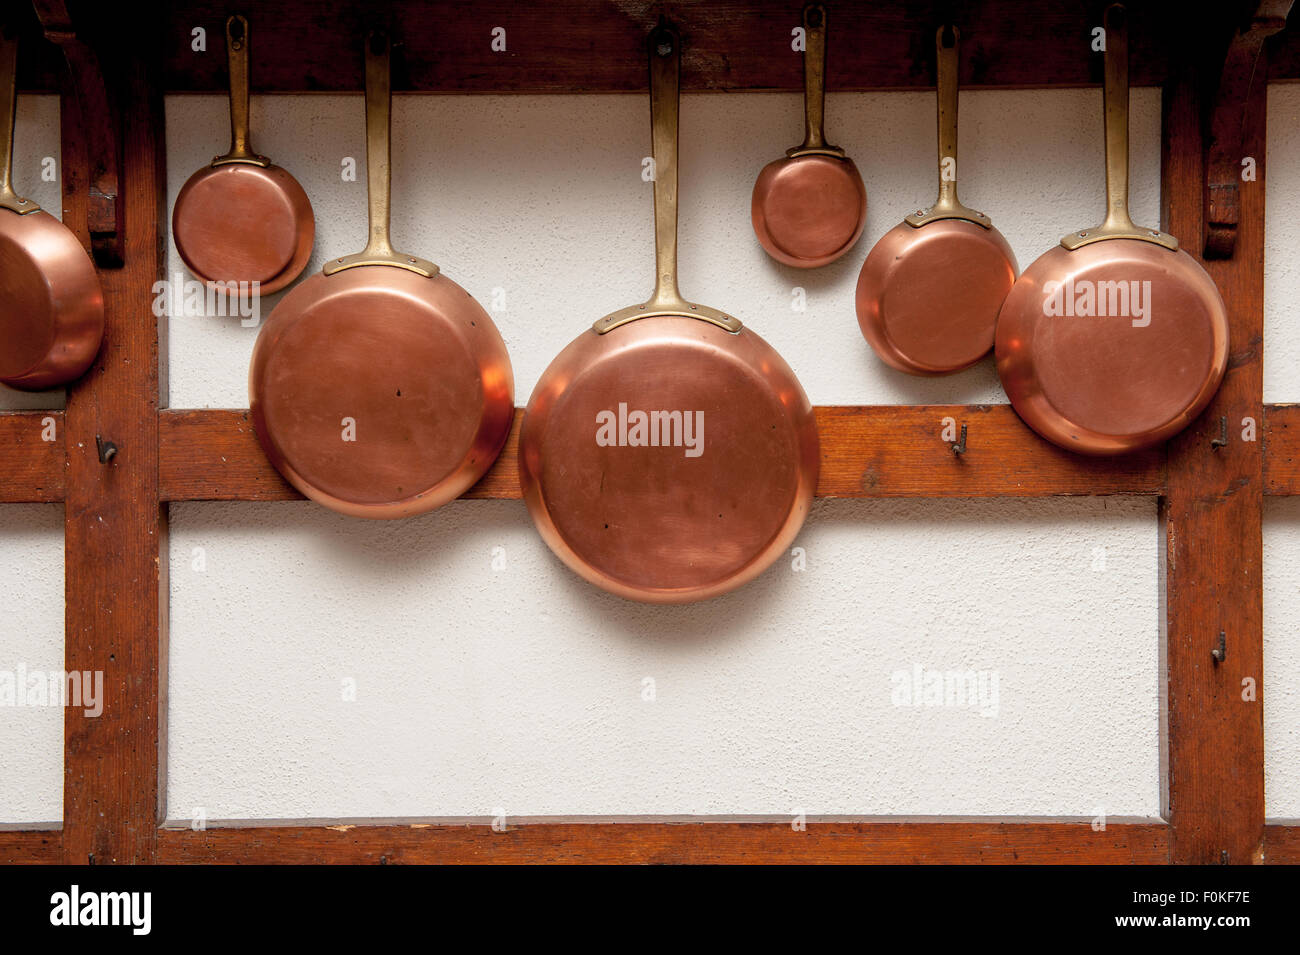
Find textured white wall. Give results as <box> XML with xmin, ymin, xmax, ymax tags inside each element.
<box><xmin>163</xmin><ymin>88</ymin><xmax>1166</xmax><ymax>821</ymax></box>
<box><xmin>0</xmin><ymin>505</ymin><xmax>64</xmax><ymax>825</ymax></box>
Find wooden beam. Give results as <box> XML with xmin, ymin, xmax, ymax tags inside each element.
<box><xmin>157</xmin><ymin>820</ymin><xmax>1170</xmax><ymax>865</ymax></box>
<box><xmin>1263</xmin><ymin>824</ymin><xmax>1300</xmax><ymax>862</ymax></box>
<box><xmin>1160</xmin><ymin>45</ymin><xmax>1267</xmax><ymax>865</ymax></box>
<box><xmin>0</xmin><ymin>412</ymin><xmax>65</xmax><ymax>502</ymax></box>
<box><xmin>60</xmin><ymin>35</ymin><xmax>167</xmax><ymax>865</ymax></box>
<box><xmin>154</xmin><ymin>0</ymin><xmax>1173</xmax><ymax>94</ymax></box>
<box><xmin>1265</xmin><ymin>404</ymin><xmax>1300</xmax><ymax>493</ymax></box>
<box><xmin>157</xmin><ymin>406</ymin><xmax>1166</xmax><ymax>503</ymax></box>
<box><xmin>0</xmin><ymin>829</ymin><xmax>62</xmax><ymax>864</ymax></box>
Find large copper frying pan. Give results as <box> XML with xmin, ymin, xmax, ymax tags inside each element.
<box><xmin>249</xmin><ymin>33</ymin><xmax>514</xmax><ymax>518</ymax></box>
<box><xmin>995</xmin><ymin>4</ymin><xmax>1227</xmax><ymax>456</ymax></box>
<box><xmin>751</xmin><ymin>4</ymin><xmax>866</xmax><ymax>268</ymax></box>
<box><xmin>857</xmin><ymin>26</ymin><xmax>1017</xmax><ymax>375</ymax></box>
<box><xmin>173</xmin><ymin>15</ymin><xmax>314</xmax><ymax>296</ymax></box>
<box><xmin>0</xmin><ymin>30</ymin><xmax>102</xmax><ymax>391</ymax></box>
<box><xmin>519</xmin><ymin>23</ymin><xmax>819</xmax><ymax>604</ymax></box>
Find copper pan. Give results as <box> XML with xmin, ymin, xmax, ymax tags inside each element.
<box><xmin>248</xmin><ymin>32</ymin><xmax>513</xmax><ymax>518</ymax></box>
<box><xmin>857</xmin><ymin>26</ymin><xmax>1017</xmax><ymax>375</ymax></box>
<box><xmin>519</xmin><ymin>22</ymin><xmax>819</xmax><ymax>604</ymax></box>
<box><xmin>995</xmin><ymin>4</ymin><xmax>1227</xmax><ymax>455</ymax></box>
<box><xmin>173</xmin><ymin>16</ymin><xmax>314</xmax><ymax>296</ymax></box>
<box><xmin>751</xmin><ymin>4</ymin><xmax>866</xmax><ymax>268</ymax></box>
<box><xmin>0</xmin><ymin>30</ymin><xmax>102</xmax><ymax>391</ymax></box>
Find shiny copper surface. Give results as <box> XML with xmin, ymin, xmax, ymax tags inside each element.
<box><xmin>519</xmin><ymin>316</ymin><xmax>818</xmax><ymax>603</ymax></box>
<box><xmin>751</xmin><ymin>154</ymin><xmax>867</xmax><ymax>268</ymax></box>
<box><xmin>857</xmin><ymin>219</ymin><xmax>1017</xmax><ymax>375</ymax></box>
<box><xmin>249</xmin><ymin>265</ymin><xmax>514</xmax><ymax>518</ymax></box>
<box><xmin>995</xmin><ymin>240</ymin><xmax>1228</xmax><ymax>455</ymax></box>
<box><xmin>0</xmin><ymin>209</ymin><xmax>104</xmax><ymax>389</ymax></box>
<box><xmin>172</xmin><ymin>162</ymin><xmax>314</xmax><ymax>294</ymax></box>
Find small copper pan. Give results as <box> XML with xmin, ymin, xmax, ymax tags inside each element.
<box><xmin>751</xmin><ymin>3</ymin><xmax>866</xmax><ymax>268</ymax></box>
<box><xmin>857</xmin><ymin>26</ymin><xmax>1017</xmax><ymax>376</ymax></box>
<box><xmin>0</xmin><ymin>30</ymin><xmax>102</xmax><ymax>391</ymax></box>
<box><xmin>249</xmin><ymin>32</ymin><xmax>514</xmax><ymax>518</ymax></box>
<box><xmin>995</xmin><ymin>4</ymin><xmax>1227</xmax><ymax>455</ymax></box>
<box><xmin>520</xmin><ymin>23</ymin><xmax>819</xmax><ymax>604</ymax></box>
<box><xmin>173</xmin><ymin>15</ymin><xmax>313</xmax><ymax>296</ymax></box>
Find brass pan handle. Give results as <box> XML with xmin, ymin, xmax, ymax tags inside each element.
<box><xmin>0</xmin><ymin>29</ymin><xmax>38</xmax><ymax>215</ymax></box>
<box><xmin>325</xmin><ymin>31</ymin><xmax>438</xmax><ymax>277</ymax></box>
<box><xmin>594</xmin><ymin>22</ymin><xmax>740</xmax><ymax>334</ymax></box>
<box><xmin>212</xmin><ymin>15</ymin><xmax>269</xmax><ymax>167</ymax></box>
<box><xmin>906</xmin><ymin>26</ymin><xmax>990</xmax><ymax>229</ymax></box>
<box><xmin>788</xmin><ymin>4</ymin><xmax>843</xmax><ymax>159</ymax></box>
<box><xmin>1061</xmin><ymin>4</ymin><xmax>1176</xmax><ymax>250</ymax></box>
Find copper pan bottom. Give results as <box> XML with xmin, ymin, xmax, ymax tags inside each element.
<box><xmin>173</xmin><ymin>163</ymin><xmax>315</xmax><ymax>295</ymax></box>
<box><xmin>0</xmin><ymin>209</ymin><xmax>103</xmax><ymax>389</ymax></box>
<box><xmin>249</xmin><ymin>266</ymin><xmax>514</xmax><ymax>518</ymax></box>
<box><xmin>751</xmin><ymin>154</ymin><xmax>866</xmax><ymax>268</ymax></box>
<box><xmin>995</xmin><ymin>239</ymin><xmax>1228</xmax><ymax>455</ymax></box>
<box><xmin>857</xmin><ymin>218</ymin><xmax>1018</xmax><ymax>375</ymax></box>
<box><xmin>519</xmin><ymin>316</ymin><xmax>819</xmax><ymax>603</ymax></box>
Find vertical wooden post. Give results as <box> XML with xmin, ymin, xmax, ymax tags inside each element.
<box><xmin>59</xmin><ymin>38</ymin><xmax>167</xmax><ymax>864</ymax></box>
<box><xmin>1161</xmin><ymin>54</ymin><xmax>1267</xmax><ymax>863</ymax></box>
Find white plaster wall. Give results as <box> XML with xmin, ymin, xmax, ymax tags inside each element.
<box><xmin>0</xmin><ymin>95</ymin><xmax>65</xmax><ymax>412</ymax></box>
<box><xmin>163</xmin><ymin>89</ymin><xmax>1167</xmax><ymax>820</ymax></box>
<box><xmin>1266</xmin><ymin>85</ymin><xmax>1300</xmax><ymax>404</ymax></box>
<box><xmin>0</xmin><ymin>505</ymin><xmax>64</xmax><ymax>824</ymax></box>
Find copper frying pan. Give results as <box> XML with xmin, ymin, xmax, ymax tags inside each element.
<box><xmin>519</xmin><ymin>23</ymin><xmax>819</xmax><ymax>604</ymax></box>
<box><xmin>856</xmin><ymin>26</ymin><xmax>1017</xmax><ymax>375</ymax></box>
<box><xmin>751</xmin><ymin>4</ymin><xmax>866</xmax><ymax>268</ymax></box>
<box><xmin>0</xmin><ymin>30</ymin><xmax>102</xmax><ymax>391</ymax></box>
<box><xmin>173</xmin><ymin>15</ymin><xmax>314</xmax><ymax>296</ymax></box>
<box><xmin>995</xmin><ymin>4</ymin><xmax>1227</xmax><ymax>455</ymax></box>
<box><xmin>249</xmin><ymin>32</ymin><xmax>514</xmax><ymax>518</ymax></box>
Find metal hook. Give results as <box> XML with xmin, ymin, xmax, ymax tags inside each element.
<box><xmin>95</xmin><ymin>435</ymin><xmax>118</xmax><ymax>464</ymax></box>
<box><xmin>1211</xmin><ymin>415</ymin><xmax>1228</xmax><ymax>449</ymax></box>
<box><xmin>1211</xmin><ymin>630</ymin><xmax>1226</xmax><ymax>664</ymax></box>
<box><xmin>951</xmin><ymin>423</ymin><xmax>967</xmax><ymax>455</ymax></box>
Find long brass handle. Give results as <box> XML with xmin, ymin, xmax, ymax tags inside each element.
<box><xmin>592</xmin><ymin>22</ymin><xmax>739</xmax><ymax>334</ymax></box>
<box><xmin>325</xmin><ymin>31</ymin><xmax>437</xmax><ymax>277</ymax></box>
<box><xmin>0</xmin><ymin>29</ymin><xmax>37</xmax><ymax>215</ymax></box>
<box><xmin>1061</xmin><ymin>4</ymin><xmax>1176</xmax><ymax>250</ymax></box>
<box><xmin>905</xmin><ymin>26</ymin><xmax>989</xmax><ymax>229</ymax></box>
<box><xmin>212</xmin><ymin>16</ymin><xmax>268</xmax><ymax>167</ymax></box>
<box><xmin>647</xmin><ymin>23</ymin><xmax>683</xmax><ymax>310</ymax></box>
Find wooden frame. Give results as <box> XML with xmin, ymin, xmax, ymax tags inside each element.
<box><xmin>2</xmin><ymin>0</ymin><xmax>1299</xmax><ymax>865</ymax></box>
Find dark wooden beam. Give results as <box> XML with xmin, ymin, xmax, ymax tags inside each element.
<box><xmin>0</xmin><ymin>829</ymin><xmax>62</xmax><ymax>864</ymax></box>
<box><xmin>1264</xmin><ymin>404</ymin><xmax>1300</xmax><ymax>493</ymax></box>
<box><xmin>157</xmin><ymin>819</ymin><xmax>1171</xmax><ymax>864</ymax></box>
<box><xmin>0</xmin><ymin>412</ymin><xmax>65</xmax><ymax>502</ymax></box>
<box><xmin>150</xmin><ymin>0</ymin><xmax>1173</xmax><ymax>94</ymax></box>
<box><xmin>1161</xmin><ymin>41</ymin><xmax>1267</xmax><ymax>865</ymax></box>
<box><xmin>60</xmin><ymin>35</ymin><xmax>167</xmax><ymax>865</ymax></box>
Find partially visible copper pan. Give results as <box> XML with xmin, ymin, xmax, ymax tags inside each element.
<box><xmin>173</xmin><ymin>15</ymin><xmax>313</xmax><ymax>296</ymax></box>
<box><xmin>249</xmin><ymin>33</ymin><xmax>513</xmax><ymax>518</ymax></box>
<box><xmin>520</xmin><ymin>23</ymin><xmax>819</xmax><ymax>604</ymax></box>
<box><xmin>0</xmin><ymin>29</ymin><xmax>102</xmax><ymax>391</ymax></box>
<box><xmin>857</xmin><ymin>26</ymin><xmax>1017</xmax><ymax>375</ymax></box>
<box><xmin>751</xmin><ymin>3</ymin><xmax>866</xmax><ymax>268</ymax></box>
<box><xmin>995</xmin><ymin>4</ymin><xmax>1227</xmax><ymax>455</ymax></box>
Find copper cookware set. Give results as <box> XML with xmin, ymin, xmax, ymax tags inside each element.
<box><xmin>0</xmin><ymin>5</ymin><xmax>1229</xmax><ymax>603</ymax></box>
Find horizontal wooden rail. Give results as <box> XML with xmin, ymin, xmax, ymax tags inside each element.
<box><xmin>1265</xmin><ymin>404</ymin><xmax>1300</xmax><ymax>494</ymax></box>
<box><xmin>1264</xmin><ymin>823</ymin><xmax>1300</xmax><ymax>863</ymax></box>
<box><xmin>15</xmin><ymin>0</ymin><xmax>1185</xmax><ymax>94</ymax></box>
<box><xmin>0</xmin><ymin>829</ymin><xmax>62</xmax><ymax>865</ymax></box>
<box><xmin>157</xmin><ymin>406</ymin><xmax>1168</xmax><ymax>503</ymax></box>
<box><xmin>0</xmin><ymin>412</ymin><xmax>65</xmax><ymax>503</ymax></box>
<box><xmin>157</xmin><ymin>819</ymin><xmax>1171</xmax><ymax>865</ymax></box>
